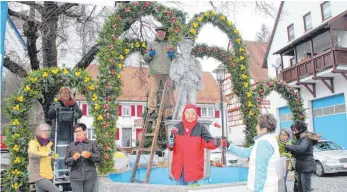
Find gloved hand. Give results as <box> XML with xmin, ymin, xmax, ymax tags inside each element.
<box><xmin>214</xmin><ymin>137</ymin><xmax>222</xmax><ymax>147</ymax></box>
<box><xmin>52</xmin><ymin>153</ymin><xmax>60</xmax><ymax>160</ymax></box>
<box><xmin>81</xmin><ymin>151</ymin><xmax>91</xmax><ymax>159</ymax></box>
<box><xmin>167</xmin><ymin>51</ymin><xmax>174</xmax><ymax>59</ymax></box>
<box><xmin>149</xmin><ymin>49</ymin><xmax>156</xmax><ymax>57</ymax></box>
<box><xmin>221</xmin><ymin>140</ymin><xmax>228</xmax><ymax>149</ymax></box>
<box><xmin>73</xmin><ymin>152</ymin><xmax>81</xmax><ymax>160</ymax></box>
<box><xmin>169</xmin><ymin>137</ymin><xmax>175</xmax><ymax>148</ymax></box>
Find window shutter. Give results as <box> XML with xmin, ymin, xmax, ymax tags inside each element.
<box><xmin>136</xmin><ymin>128</ymin><xmax>144</xmax><ymax>140</ymax></box>
<box><xmin>137</xmin><ymin>105</ymin><xmax>143</xmax><ymax>117</ymax></box>
<box><xmin>118</xmin><ymin>105</ymin><xmax>122</xmax><ymax>116</ymax></box>
<box><xmin>116</xmin><ymin>129</ymin><xmax>120</xmax><ymax>140</ymax></box>
<box><xmin>215</xmin><ymin>110</ymin><xmax>220</xmax><ymax>118</ymax></box>
<box><xmin>131</xmin><ymin>105</ymin><xmax>135</xmax><ymax>116</ymax></box>
<box><xmin>82</xmin><ymin>104</ymin><xmax>87</xmax><ymax>116</ymax></box>
<box><xmin>196</xmin><ymin>107</ymin><xmax>201</xmax><ymax>117</ymax></box>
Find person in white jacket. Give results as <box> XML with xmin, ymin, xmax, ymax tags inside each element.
<box><xmin>223</xmin><ymin>114</ymin><xmax>280</xmax><ymax>192</ymax></box>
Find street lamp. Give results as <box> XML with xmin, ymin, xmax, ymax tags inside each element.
<box><xmin>213</xmin><ymin>64</ymin><xmax>226</xmax><ymax>166</ymax></box>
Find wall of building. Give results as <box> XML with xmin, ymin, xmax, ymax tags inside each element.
<box><xmin>267</xmin><ymin>2</ymin><xmax>347</xmax><ymax>79</ymax></box>
<box><xmin>266</xmin><ymin>2</ymin><xmax>347</xmax><ymax>132</ymax></box>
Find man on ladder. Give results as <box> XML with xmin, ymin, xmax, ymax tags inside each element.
<box><xmin>47</xmin><ymin>87</ymin><xmax>82</xmax><ymax>191</ymax></box>
<box><xmin>143</xmin><ymin>26</ymin><xmax>176</xmax><ymax>121</ymax></box>
<box><xmin>130</xmin><ymin>25</ymin><xmax>177</xmax><ymax>184</ymax></box>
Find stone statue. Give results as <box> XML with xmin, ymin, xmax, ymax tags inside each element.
<box><xmin>170</xmin><ymin>37</ymin><xmax>204</xmax><ymax>120</ymax></box>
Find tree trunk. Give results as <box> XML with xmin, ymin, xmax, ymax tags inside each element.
<box><xmin>41</xmin><ymin>2</ymin><xmax>59</xmax><ymax>67</ymax></box>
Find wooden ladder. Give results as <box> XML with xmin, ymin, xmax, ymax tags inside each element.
<box><xmin>130</xmin><ymin>83</ymin><xmax>169</xmax><ymax>184</ymax></box>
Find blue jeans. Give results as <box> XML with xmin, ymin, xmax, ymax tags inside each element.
<box><xmin>175</xmin><ymin>169</ymin><xmax>199</xmax><ymax>185</ymax></box>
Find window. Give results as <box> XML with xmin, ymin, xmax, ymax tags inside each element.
<box><xmin>303</xmin><ymin>12</ymin><xmax>312</xmax><ymax>31</ymax></box>
<box><xmin>287</xmin><ymin>24</ymin><xmax>295</xmax><ymax>41</ymax></box>
<box><xmin>201</xmin><ymin>107</ymin><xmax>214</xmax><ymax>117</ymax></box>
<box><xmin>279</xmin><ymin>114</ymin><xmax>292</xmax><ymax>121</ymax></box>
<box><xmin>322</xmin><ymin>106</ymin><xmax>334</xmax><ymax>115</ymax></box>
<box><xmin>122</xmin><ymin>105</ymin><xmax>131</xmax><ymax>116</ymax></box>
<box><xmin>87</xmin><ymin>128</ymin><xmax>96</xmax><ymax>140</ymax></box>
<box><xmin>313</xmin><ymin>108</ymin><xmax>323</xmax><ymax>117</ymax></box>
<box><xmin>60</xmin><ymin>48</ymin><xmax>67</xmax><ymax>58</ymax></box>
<box><xmin>315</xmin><ymin>141</ymin><xmax>342</xmax><ymax>151</ymax></box>
<box><xmin>335</xmin><ymin>104</ymin><xmax>346</xmax><ymax>113</ymax></box>
<box><xmin>290</xmin><ymin>58</ymin><xmax>295</xmax><ymax>66</ymax></box>
<box><xmin>321</xmin><ymin>1</ymin><xmax>332</xmax><ymax>21</ymax></box>
<box><xmin>312</xmin><ymin>103</ymin><xmax>346</xmax><ymax>117</ymax></box>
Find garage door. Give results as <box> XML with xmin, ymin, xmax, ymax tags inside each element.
<box><xmin>312</xmin><ymin>94</ymin><xmax>347</xmax><ymax>148</ymax></box>
<box><xmin>279</xmin><ymin>106</ymin><xmax>293</xmax><ymax>130</ymax></box>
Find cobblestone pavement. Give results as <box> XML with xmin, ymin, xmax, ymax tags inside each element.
<box><xmin>286</xmin><ymin>171</ymin><xmax>347</xmax><ymax>192</ymax></box>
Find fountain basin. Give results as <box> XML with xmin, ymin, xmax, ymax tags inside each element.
<box><xmin>109</xmin><ymin>167</ymin><xmax>248</xmax><ymax>185</ymax></box>
<box><xmin>97</xmin><ymin>167</ymin><xmax>251</xmax><ymax>192</ymax></box>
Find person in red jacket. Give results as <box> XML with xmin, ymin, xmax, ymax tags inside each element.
<box><xmin>168</xmin><ymin>104</ymin><xmax>222</xmax><ymax>185</ymax></box>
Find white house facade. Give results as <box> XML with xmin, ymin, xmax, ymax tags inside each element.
<box><xmin>265</xmin><ymin>1</ymin><xmax>347</xmax><ymax>148</ymax></box>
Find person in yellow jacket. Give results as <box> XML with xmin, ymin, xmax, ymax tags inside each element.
<box><xmin>28</xmin><ymin>123</ymin><xmax>59</xmax><ymax>192</ymax></box>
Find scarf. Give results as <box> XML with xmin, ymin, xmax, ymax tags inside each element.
<box><xmin>59</xmin><ymin>99</ymin><xmax>76</xmax><ymax>107</ymax></box>
<box><xmin>75</xmin><ymin>135</ymin><xmax>87</xmax><ymax>144</ymax></box>
<box><xmin>36</xmin><ymin>136</ymin><xmax>50</xmax><ymax>146</ymax></box>
<box><xmin>182</xmin><ymin>104</ymin><xmax>198</xmax><ymax>134</ymax></box>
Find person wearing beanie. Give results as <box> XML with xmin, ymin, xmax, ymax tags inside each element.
<box><xmin>168</xmin><ymin>104</ymin><xmax>222</xmax><ymax>185</ymax></box>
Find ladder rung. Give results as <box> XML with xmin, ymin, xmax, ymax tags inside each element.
<box><xmin>56</xmin><ymin>144</ymin><xmax>68</xmax><ymax>147</ymax></box>
<box><xmin>140</xmin><ymin>148</ymin><xmax>151</xmax><ymax>152</ymax></box>
<box><xmin>144</xmin><ymin>133</ymin><xmax>154</xmax><ymax>137</ymax></box>
<box><xmin>133</xmin><ymin>179</ymin><xmax>145</xmax><ymax>183</ymax></box>
<box><xmin>54</xmin><ymin>180</ymin><xmax>70</xmax><ymax>184</ymax></box>
<box><xmin>55</xmin><ymin>169</ymin><xmax>69</xmax><ymax>172</ymax></box>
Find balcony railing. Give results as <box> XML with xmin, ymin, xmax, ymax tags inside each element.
<box><xmin>281</xmin><ymin>48</ymin><xmax>347</xmax><ymax>83</ymax></box>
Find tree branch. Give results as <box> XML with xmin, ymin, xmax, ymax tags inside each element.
<box><xmin>63</xmin><ymin>11</ymin><xmax>83</xmax><ymax>19</ymax></box>
<box><xmin>57</xmin><ymin>3</ymin><xmax>78</xmax><ymax>15</ymax></box>
<box><xmin>3</xmin><ymin>58</ymin><xmax>28</xmax><ymax>78</ymax></box>
<box><xmin>8</xmin><ymin>9</ymin><xmax>41</xmax><ymax>25</ymax></box>
<box><xmin>18</xmin><ymin>1</ymin><xmax>44</xmax><ymax>13</ymax></box>
<box><xmin>74</xmin><ymin>43</ymin><xmax>100</xmax><ymax>69</ymax></box>
<box><xmin>209</xmin><ymin>1</ymin><xmax>218</xmax><ymax>12</ymax></box>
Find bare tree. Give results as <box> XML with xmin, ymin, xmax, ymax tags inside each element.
<box><xmin>5</xmin><ymin>1</ymin><xmax>109</xmax><ymax>121</ymax></box>
<box><xmin>4</xmin><ymin>1</ymin><xmax>163</xmax><ymax>121</ymax></box>
<box><xmin>208</xmin><ymin>1</ymin><xmax>278</xmax><ymax>19</ymax></box>
<box><xmin>255</xmin><ymin>23</ymin><xmax>271</xmax><ymax>42</ymax></box>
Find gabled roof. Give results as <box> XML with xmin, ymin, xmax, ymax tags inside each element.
<box><xmin>244</xmin><ymin>41</ymin><xmax>268</xmax><ymax>82</ymax></box>
<box><xmin>76</xmin><ymin>64</ymin><xmax>222</xmax><ymax>104</ymax></box>
<box><xmin>262</xmin><ymin>1</ymin><xmax>284</xmax><ymax>68</ymax></box>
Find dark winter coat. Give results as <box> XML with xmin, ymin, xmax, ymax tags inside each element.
<box><xmin>170</xmin><ymin>122</ymin><xmax>217</xmax><ymax>182</ymax></box>
<box><xmin>285</xmin><ymin>132</ymin><xmax>320</xmax><ymax>173</ymax></box>
<box><xmin>47</xmin><ymin>100</ymin><xmax>82</xmax><ymax>142</ymax></box>
<box><xmin>64</xmin><ymin>139</ymin><xmax>101</xmax><ymax>181</ymax></box>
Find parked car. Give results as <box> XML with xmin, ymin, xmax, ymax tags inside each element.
<box><xmin>0</xmin><ymin>136</ymin><xmax>7</xmax><ymax>152</ymax></box>
<box><xmin>209</xmin><ymin>148</ymin><xmax>247</xmax><ymax>167</ymax></box>
<box><xmin>313</xmin><ymin>140</ymin><xmax>347</xmax><ymax>176</ymax></box>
